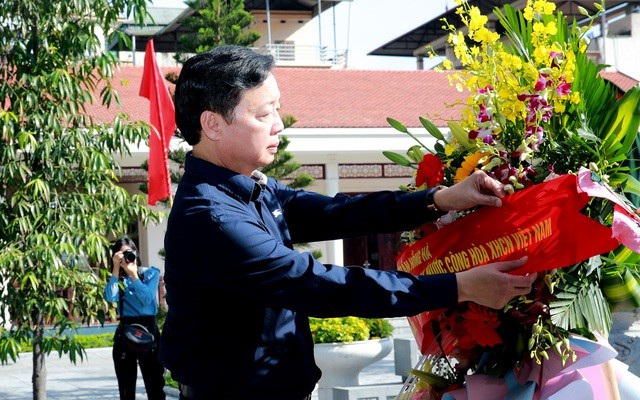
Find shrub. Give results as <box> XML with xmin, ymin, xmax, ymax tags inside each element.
<box><xmin>76</xmin><ymin>333</ymin><xmax>114</xmax><ymax>348</ymax></box>
<box><xmin>365</xmin><ymin>318</ymin><xmax>394</xmax><ymax>339</ymax></box>
<box><xmin>18</xmin><ymin>332</ymin><xmax>114</xmax><ymax>353</ymax></box>
<box><xmin>309</xmin><ymin>317</ymin><xmax>394</xmax><ymax>344</ymax></box>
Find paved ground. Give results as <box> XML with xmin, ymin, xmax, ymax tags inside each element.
<box><xmin>5</xmin><ymin>341</ymin><xmax>640</xmax><ymax>399</ymax></box>
<box><xmin>0</xmin><ymin>347</ymin><xmax>141</xmax><ymax>400</ymax></box>
<box><xmin>0</xmin><ymin>319</ymin><xmax>413</xmax><ymax>399</ymax></box>
<box><xmin>0</xmin><ymin>343</ymin><xmax>404</xmax><ymax>400</ymax></box>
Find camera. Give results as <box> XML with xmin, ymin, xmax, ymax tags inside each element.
<box><xmin>123</xmin><ymin>249</ymin><xmax>137</xmax><ymax>264</ymax></box>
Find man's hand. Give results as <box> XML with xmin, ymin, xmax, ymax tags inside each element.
<box><xmin>434</xmin><ymin>170</ymin><xmax>506</xmax><ymax>211</ymax></box>
<box><xmin>456</xmin><ymin>256</ymin><xmax>536</xmax><ymax>309</ymax></box>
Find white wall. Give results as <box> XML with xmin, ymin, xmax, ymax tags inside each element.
<box><xmin>602</xmin><ymin>12</ymin><xmax>640</xmax><ymax>80</ymax></box>
<box><xmin>138</xmin><ymin>207</ymin><xmax>169</xmax><ymax>274</ymax></box>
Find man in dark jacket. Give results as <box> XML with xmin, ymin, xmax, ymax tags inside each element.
<box><xmin>159</xmin><ymin>45</ymin><xmax>536</xmax><ymax>400</ymax></box>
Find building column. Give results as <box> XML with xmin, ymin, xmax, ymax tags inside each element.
<box><xmin>138</xmin><ymin>211</ymin><xmax>167</xmax><ymax>275</ymax></box>
<box><xmin>324</xmin><ymin>161</ymin><xmax>343</xmax><ymax>265</ymax></box>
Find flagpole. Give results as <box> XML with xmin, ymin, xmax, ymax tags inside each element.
<box><xmin>164</xmin><ymin>140</ymin><xmax>174</xmax><ymax>207</ymax></box>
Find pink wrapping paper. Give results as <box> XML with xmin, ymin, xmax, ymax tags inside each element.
<box><xmin>441</xmin><ymin>334</ymin><xmax>618</xmax><ymax>400</ymax></box>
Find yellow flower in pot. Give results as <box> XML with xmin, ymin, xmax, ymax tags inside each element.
<box><xmin>310</xmin><ymin>317</ymin><xmax>395</xmax><ymax>400</ymax></box>
<box><xmin>309</xmin><ymin>316</ymin><xmax>394</xmax><ymax>343</ymax></box>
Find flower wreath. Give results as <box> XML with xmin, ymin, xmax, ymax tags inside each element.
<box><xmin>384</xmin><ymin>1</ymin><xmax>640</xmax><ymax>399</ymax></box>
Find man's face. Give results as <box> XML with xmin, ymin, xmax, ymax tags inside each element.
<box><xmin>216</xmin><ymin>73</ymin><xmax>283</xmax><ymax>175</ymax></box>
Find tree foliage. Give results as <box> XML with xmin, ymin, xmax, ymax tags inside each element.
<box><xmin>176</xmin><ymin>0</ymin><xmax>261</xmax><ymax>64</ymax></box>
<box><xmin>0</xmin><ymin>1</ymin><xmax>164</xmax><ymax>398</ymax></box>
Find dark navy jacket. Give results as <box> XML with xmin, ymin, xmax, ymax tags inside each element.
<box><xmin>159</xmin><ymin>152</ymin><xmax>458</xmax><ymax>400</ymax></box>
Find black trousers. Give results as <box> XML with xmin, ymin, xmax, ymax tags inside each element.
<box><xmin>113</xmin><ymin>317</ymin><xmax>166</xmax><ymax>400</ymax></box>
<box><xmin>178</xmin><ymin>384</ymin><xmax>312</xmax><ymax>400</ymax></box>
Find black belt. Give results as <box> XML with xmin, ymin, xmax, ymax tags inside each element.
<box><xmin>178</xmin><ymin>384</ymin><xmax>311</xmax><ymax>400</ymax></box>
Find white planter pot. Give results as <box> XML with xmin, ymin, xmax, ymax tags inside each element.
<box><xmin>313</xmin><ymin>337</ymin><xmax>393</xmax><ymax>400</ymax></box>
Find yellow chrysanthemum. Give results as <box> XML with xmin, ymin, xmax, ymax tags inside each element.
<box><xmin>532</xmin><ymin>45</ymin><xmax>549</xmax><ymax>65</ymax></box>
<box><xmin>541</xmin><ymin>0</ymin><xmax>556</xmax><ymax>14</ymax></box>
<box><xmin>579</xmin><ymin>40</ymin><xmax>588</xmax><ymax>53</ymax></box>
<box><xmin>564</xmin><ymin>50</ymin><xmax>577</xmax><ymax>76</ymax></box>
<box><xmin>570</xmin><ymin>91</ymin><xmax>581</xmax><ymax>104</ymax></box>
<box><xmin>545</xmin><ymin>21</ymin><xmax>557</xmax><ymax>35</ymax></box>
<box><xmin>466</xmin><ymin>75</ymin><xmax>479</xmax><ymax>90</ymax></box>
<box><xmin>532</xmin><ymin>21</ymin><xmax>546</xmax><ymax>35</ymax></box>
<box><xmin>468</xmin><ymin>6</ymin><xmax>488</xmax><ymax>32</ymax></box>
<box><xmin>504</xmin><ymin>54</ymin><xmax>523</xmax><ymax>71</ymax></box>
<box><xmin>450</xmin><ymin>31</ymin><xmax>465</xmax><ymax>46</ymax></box>
<box><xmin>534</xmin><ymin>0</ymin><xmax>555</xmax><ymax>15</ymax></box>
<box><xmin>474</xmin><ymin>27</ymin><xmax>500</xmax><ymax>45</ymax></box>
<box><xmin>523</xmin><ymin>6</ymin><xmax>534</xmax><ymax>21</ymax></box>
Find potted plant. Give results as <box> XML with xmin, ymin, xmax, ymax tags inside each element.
<box><xmin>310</xmin><ymin>317</ymin><xmax>394</xmax><ymax>400</ymax></box>
<box><xmin>310</xmin><ymin>316</ymin><xmax>394</xmax><ymax>344</ymax></box>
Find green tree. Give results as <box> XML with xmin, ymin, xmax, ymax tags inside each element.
<box><xmin>176</xmin><ymin>0</ymin><xmax>261</xmax><ymax>64</ymax></box>
<box><xmin>0</xmin><ymin>1</ymin><xmax>164</xmax><ymax>399</ymax></box>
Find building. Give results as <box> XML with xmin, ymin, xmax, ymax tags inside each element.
<box><xmin>100</xmin><ymin>0</ymin><xmax>639</xmax><ymax>272</ymax></box>
<box><xmin>370</xmin><ymin>0</ymin><xmax>640</xmax><ymax>81</ymax></box>
<box><xmin>112</xmin><ymin>0</ymin><xmax>349</xmax><ymax>68</ymax></box>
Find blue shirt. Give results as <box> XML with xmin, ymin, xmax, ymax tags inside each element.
<box><xmin>104</xmin><ymin>266</ymin><xmax>161</xmax><ymax>317</ymax></box>
<box><xmin>159</xmin><ymin>152</ymin><xmax>458</xmax><ymax>400</ymax></box>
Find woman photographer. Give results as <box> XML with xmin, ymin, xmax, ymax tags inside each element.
<box><xmin>104</xmin><ymin>235</ymin><xmax>166</xmax><ymax>400</ymax></box>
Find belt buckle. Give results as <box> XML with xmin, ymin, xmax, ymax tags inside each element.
<box><xmin>179</xmin><ymin>383</ymin><xmax>194</xmax><ymax>399</ymax></box>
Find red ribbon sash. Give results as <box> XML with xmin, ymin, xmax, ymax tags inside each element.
<box><xmin>397</xmin><ymin>174</ymin><xmax>618</xmax><ymax>277</ymax></box>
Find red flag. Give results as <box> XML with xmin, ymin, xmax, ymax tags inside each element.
<box><xmin>139</xmin><ymin>39</ymin><xmax>176</xmax><ymax>206</ymax></box>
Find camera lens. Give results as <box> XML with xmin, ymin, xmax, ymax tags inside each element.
<box><xmin>123</xmin><ymin>250</ymin><xmax>137</xmax><ymax>263</ymax></box>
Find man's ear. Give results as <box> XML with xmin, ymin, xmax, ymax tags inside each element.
<box><xmin>200</xmin><ymin>110</ymin><xmax>222</xmax><ymax>141</ymax></box>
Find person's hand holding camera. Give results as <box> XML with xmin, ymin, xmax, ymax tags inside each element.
<box><xmin>112</xmin><ymin>248</ymin><xmax>139</xmax><ymax>281</ymax></box>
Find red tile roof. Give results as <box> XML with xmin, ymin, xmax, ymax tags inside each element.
<box><xmin>85</xmin><ymin>66</ymin><xmax>467</xmax><ymax>129</ymax></box>
<box><xmin>83</xmin><ymin>66</ymin><xmax>180</xmax><ymax>127</ymax></box>
<box><xmin>85</xmin><ymin>66</ymin><xmax>638</xmax><ymax>129</ymax></box>
<box><xmin>274</xmin><ymin>68</ymin><xmax>467</xmax><ymax>128</ymax></box>
<box><xmin>599</xmin><ymin>70</ymin><xmax>639</xmax><ymax>92</ymax></box>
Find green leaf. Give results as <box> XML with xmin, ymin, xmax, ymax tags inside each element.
<box><xmin>387</xmin><ymin>117</ymin><xmax>433</xmax><ymax>152</ymax></box>
<box><xmin>448</xmin><ymin>121</ymin><xmax>475</xmax><ymax>150</ymax></box>
<box><xmin>419</xmin><ymin>116</ymin><xmax>446</xmax><ymax>141</ymax></box>
<box><xmin>406</xmin><ymin>145</ymin><xmax>425</xmax><ymax>163</ymax></box>
<box><xmin>550</xmin><ymin>278</ymin><xmax>610</xmax><ymax>335</ymax></box>
<box><xmin>387</xmin><ymin>117</ymin><xmax>409</xmax><ymax>133</ymax></box>
<box><xmin>600</xmin><ymin>86</ymin><xmax>640</xmax><ymax>160</ymax></box>
<box><xmin>382</xmin><ymin>151</ymin><xmax>415</xmax><ymax>168</ymax></box>
<box><xmin>410</xmin><ymin>368</ymin><xmax>450</xmax><ymax>388</ymax></box>
<box><xmin>611</xmin><ymin>172</ymin><xmax>640</xmax><ymax>198</ymax></box>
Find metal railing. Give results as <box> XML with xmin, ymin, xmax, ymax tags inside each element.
<box><xmin>255</xmin><ymin>43</ymin><xmax>347</xmax><ymax>67</ymax></box>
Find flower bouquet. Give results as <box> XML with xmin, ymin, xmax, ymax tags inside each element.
<box><xmin>384</xmin><ymin>0</ymin><xmax>640</xmax><ymax>399</ymax></box>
